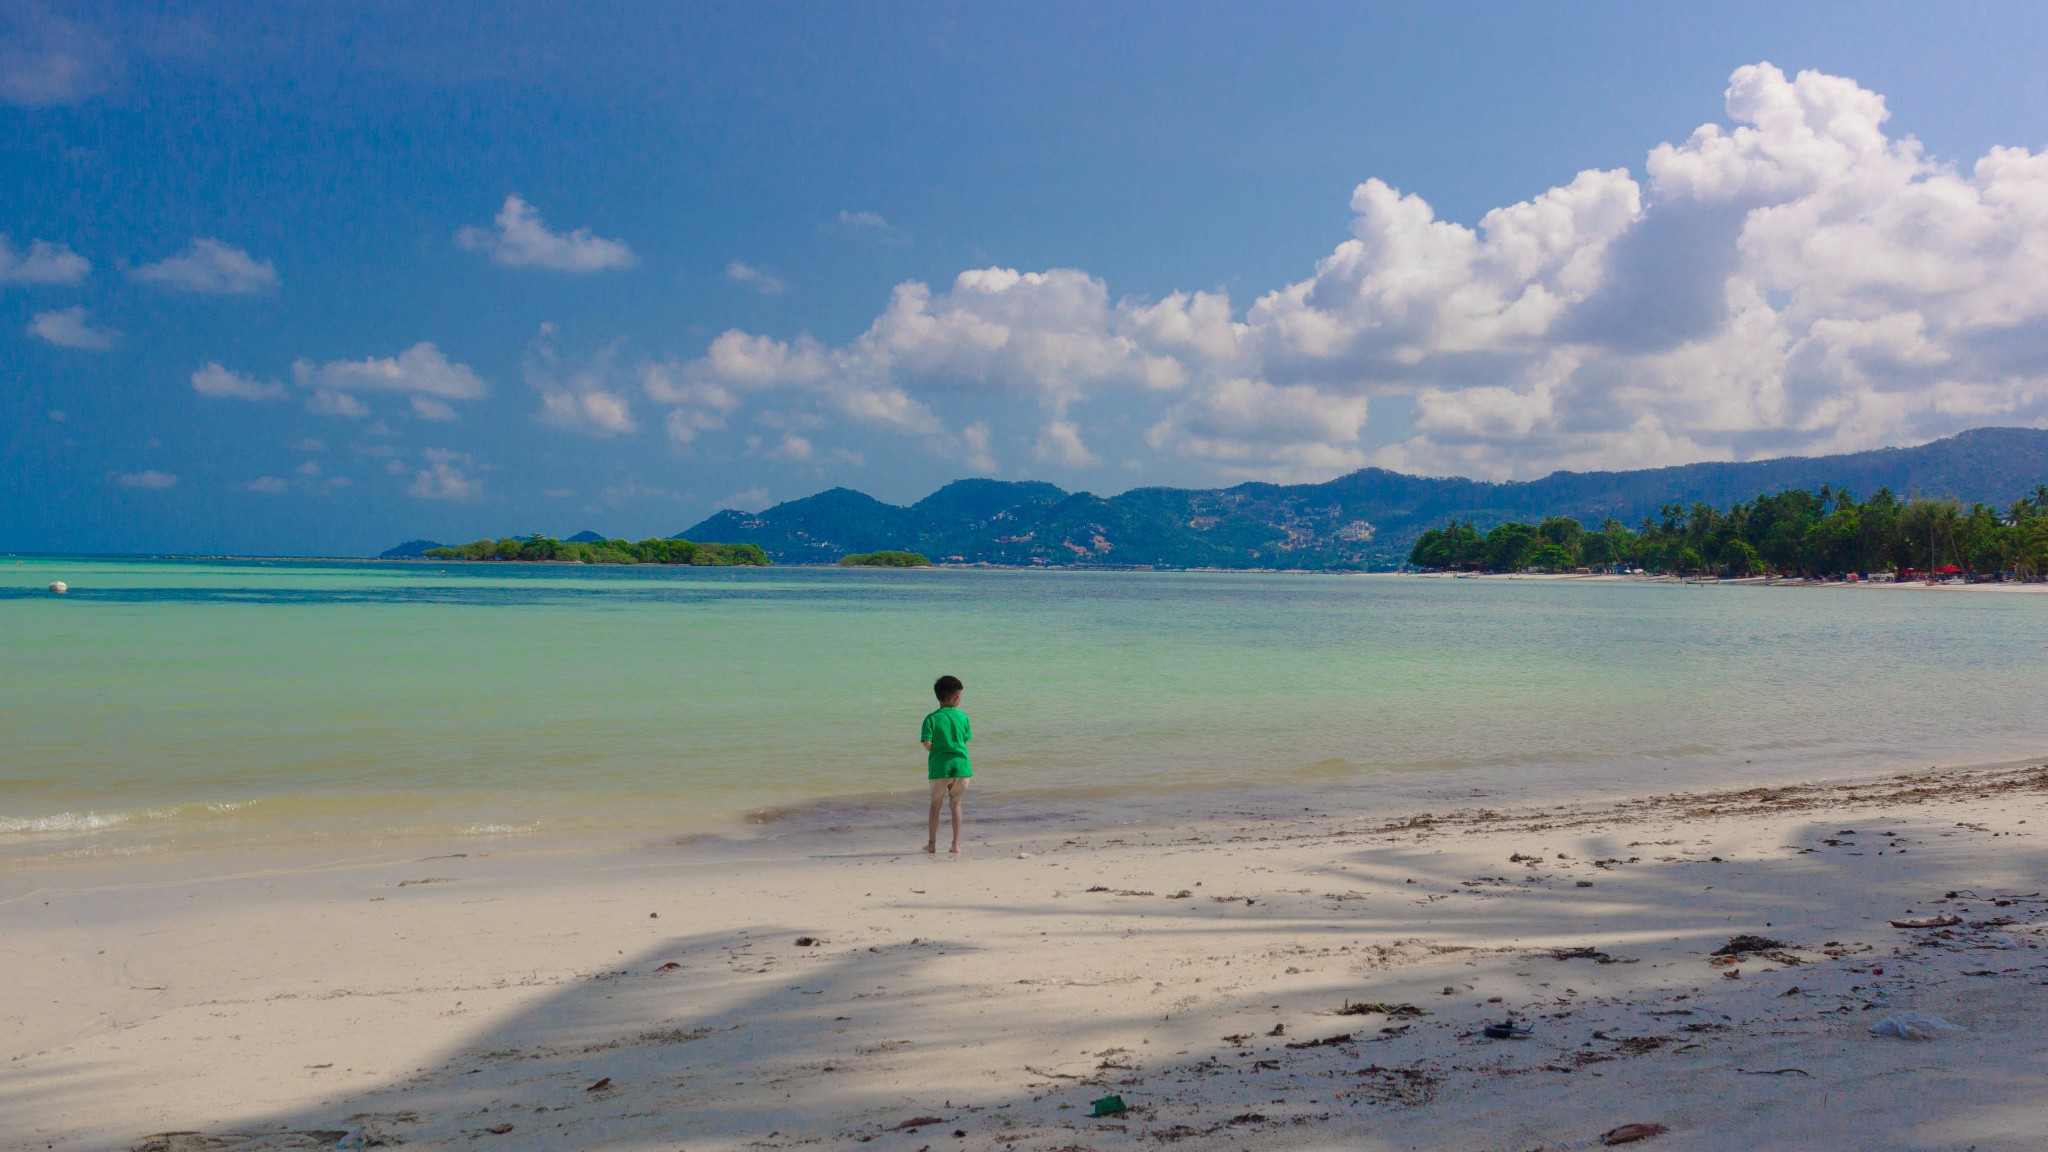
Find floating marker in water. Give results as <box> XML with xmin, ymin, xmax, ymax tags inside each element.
<box><xmin>48</xmin><ymin>581</ymin><xmax>67</xmax><ymax>594</ymax></box>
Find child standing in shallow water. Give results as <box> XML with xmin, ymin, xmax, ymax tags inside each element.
<box><xmin>920</xmin><ymin>675</ymin><xmax>971</xmax><ymax>854</ymax></box>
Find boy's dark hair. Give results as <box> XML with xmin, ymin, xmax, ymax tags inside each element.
<box><xmin>933</xmin><ymin>675</ymin><xmax>964</xmax><ymax>702</ymax></box>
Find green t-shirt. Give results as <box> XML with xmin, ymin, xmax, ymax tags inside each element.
<box><xmin>920</xmin><ymin>706</ymin><xmax>972</xmax><ymax>779</ymax></box>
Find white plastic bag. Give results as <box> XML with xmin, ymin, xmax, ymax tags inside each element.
<box><xmin>1869</xmin><ymin>1012</ymin><xmax>1962</xmax><ymax>1041</ymax></box>
<box><xmin>334</xmin><ymin>1123</ymin><xmax>393</xmax><ymax>1149</ymax></box>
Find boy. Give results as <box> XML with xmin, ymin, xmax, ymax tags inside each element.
<box><xmin>920</xmin><ymin>675</ymin><xmax>971</xmax><ymax>854</ymax></box>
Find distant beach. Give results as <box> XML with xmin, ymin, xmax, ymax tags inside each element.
<box><xmin>1405</xmin><ymin>569</ymin><xmax>2048</xmax><ymax>593</ymax></box>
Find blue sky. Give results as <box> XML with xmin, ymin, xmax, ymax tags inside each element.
<box><xmin>7</xmin><ymin>1</ymin><xmax>2048</xmax><ymax>554</ymax></box>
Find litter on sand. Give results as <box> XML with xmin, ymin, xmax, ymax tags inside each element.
<box><xmin>1551</xmin><ymin>946</ymin><xmax>1637</xmax><ymax>964</ymax></box>
<box><xmin>1336</xmin><ymin>1000</ymin><xmax>1427</xmax><ymax>1017</ymax></box>
<box><xmin>1284</xmin><ymin>1033</ymin><xmax>1353</xmax><ymax>1048</ymax></box>
<box><xmin>1483</xmin><ymin>1022</ymin><xmax>1533</xmax><ymax>1039</ymax></box>
<box><xmin>1600</xmin><ymin>1122</ymin><xmax>1668</xmax><ymax>1144</ymax></box>
<box><xmin>1090</xmin><ymin>1095</ymin><xmax>1128</xmax><ymax>1117</ymax></box>
<box><xmin>1711</xmin><ymin>934</ymin><xmax>1786</xmax><ymax>956</ymax></box>
<box><xmin>1869</xmin><ymin>1013</ymin><xmax>1963</xmax><ymax>1040</ymax></box>
<box><xmin>1888</xmin><ymin>914</ymin><xmax>1962</xmax><ymax>929</ymax></box>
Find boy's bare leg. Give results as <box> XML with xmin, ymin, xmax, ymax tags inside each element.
<box><xmin>925</xmin><ymin>782</ymin><xmax>943</xmax><ymax>853</ymax></box>
<box><xmin>947</xmin><ymin>778</ymin><xmax>967</xmax><ymax>853</ymax></box>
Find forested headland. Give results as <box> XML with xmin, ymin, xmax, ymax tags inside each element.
<box><xmin>1409</xmin><ymin>485</ymin><xmax>2048</xmax><ymax>579</ymax></box>
<box><xmin>424</xmin><ymin>535</ymin><xmax>769</xmax><ymax>566</ymax></box>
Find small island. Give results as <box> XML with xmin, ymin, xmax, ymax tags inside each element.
<box><xmin>425</xmin><ymin>535</ymin><xmax>769</xmax><ymax>566</ymax></box>
<box><xmin>838</xmin><ymin>550</ymin><xmax>933</xmax><ymax>568</ymax></box>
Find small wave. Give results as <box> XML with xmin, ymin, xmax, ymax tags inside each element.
<box><xmin>0</xmin><ymin>807</ymin><xmax>172</xmax><ymax>834</ymax></box>
<box><xmin>3</xmin><ymin>798</ymin><xmax>275</xmax><ymax>837</ymax></box>
<box><xmin>458</xmin><ymin>823</ymin><xmax>542</xmax><ymax>836</ymax></box>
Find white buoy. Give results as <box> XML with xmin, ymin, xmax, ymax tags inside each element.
<box><xmin>48</xmin><ymin>581</ymin><xmax>67</xmax><ymax>594</ymax></box>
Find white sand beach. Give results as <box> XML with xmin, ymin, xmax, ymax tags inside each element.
<box><xmin>1404</xmin><ymin>571</ymin><xmax>2048</xmax><ymax>593</ymax></box>
<box><xmin>6</xmin><ymin>762</ymin><xmax>2047</xmax><ymax>1152</ymax></box>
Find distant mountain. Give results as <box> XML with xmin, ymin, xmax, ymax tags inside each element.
<box><xmin>564</xmin><ymin>530</ymin><xmax>609</xmax><ymax>543</ymax></box>
<box><xmin>379</xmin><ymin>539</ymin><xmax>446</xmax><ymax>559</ymax></box>
<box><xmin>681</xmin><ymin>427</ymin><xmax>2048</xmax><ymax>570</ymax></box>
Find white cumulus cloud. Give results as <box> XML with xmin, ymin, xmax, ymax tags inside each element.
<box><xmin>662</xmin><ymin>267</ymin><xmax>1197</xmax><ymax>458</ymax></box>
<box><xmin>192</xmin><ymin>362</ymin><xmax>284</xmax><ymax>400</ymax></box>
<box><xmin>292</xmin><ymin>342</ymin><xmax>487</xmax><ymax>419</ymax></box>
<box><xmin>526</xmin><ymin>325</ymin><xmax>637</xmax><ymax>435</ymax></box>
<box><xmin>541</xmin><ymin>390</ymin><xmax>634</xmax><ymax>433</ymax></box>
<box><xmin>652</xmin><ymin>62</ymin><xmax>2048</xmax><ymax>482</ymax></box>
<box><xmin>0</xmin><ymin>236</ymin><xmax>89</xmax><ymax>285</ymax></box>
<box><xmin>28</xmin><ymin>305</ymin><xmax>117</xmax><ymax>349</ymax></box>
<box><xmin>306</xmin><ymin>389</ymin><xmax>370</xmax><ymax>418</ymax></box>
<box><xmin>960</xmin><ymin>420</ymin><xmax>996</xmax><ymax>474</ymax></box>
<box><xmin>644</xmin><ymin>360</ymin><xmax>741</xmax><ymax>444</ymax></box>
<box><xmin>295</xmin><ymin>342</ymin><xmax>486</xmax><ymax>398</ymax></box>
<box><xmin>719</xmin><ymin>486</ymin><xmax>769</xmax><ymax>511</ymax></box>
<box><xmin>408</xmin><ymin>448</ymin><xmax>478</xmax><ymax>500</ymax></box>
<box><xmin>248</xmin><ymin>461</ymin><xmax>348</xmax><ymax>495</ymax></box>
<box><xmin>456</xmin><ymin>195</ymin><xmax>636</xmax><ymax>272</ymax></box>
<box><xmin>725</xmin><ymin>261</ymin><xmax>787</xmax><ymax>294</ymax></box>
<box><xmin>750</xmin><ymin>431</ymin><xmax>812</xmax><ymax>462</ymax></box>
<box><xmin>131</xmin><ymin>239</ymin><xmax>279</xmax><ymax>294</ymax></box>
<box><xmin>410</xmin><ymin>396</ymin><xmax>459</xmax><ymax>421</ymax></box>
<box><xmin>1147</xmin><ymin>378</ymin><xmax>1372</xmax><ymax>481</ymax></box>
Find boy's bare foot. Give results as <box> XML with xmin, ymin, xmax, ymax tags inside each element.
<box><xmin>923</xmin><ymin>841</ymin><xmax>936</xmax><ymax>854</ymax></box>
<box><xmin>949</xmin><ymin>844</ymin><xmax>960</xmax><ymax>854</ymax></box>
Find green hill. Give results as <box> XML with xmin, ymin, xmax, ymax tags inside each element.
<box><xmin>678</xmin><ymin>427</ymin><xmax>2048</xmax><ymax>570</ymax></box>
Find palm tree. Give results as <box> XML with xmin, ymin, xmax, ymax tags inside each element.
<box><xmin>1900</xmin><ymin>498</ymin><xmax>1961</xmax><ymax>578</ymax></box>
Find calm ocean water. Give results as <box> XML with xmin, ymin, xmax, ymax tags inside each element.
<box><xmin>4</xmin><ymin>557</ymin><xmax>2046</xmax><ymax>864</ymax></box>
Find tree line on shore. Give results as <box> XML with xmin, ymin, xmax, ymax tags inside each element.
<box><xmin>838</xmin><ymin>550</ymin><xmax>933</xmax><ymax>567</ymax></box>
<box><xmin>425</xmin><ymin>535</ymin><xmax>770</xmax><ymax>566</ymax></box>
<box><xmin>1408</xmin><ymin>485</ymin><xmax>2048</xmax><ymax>579</ymax></box>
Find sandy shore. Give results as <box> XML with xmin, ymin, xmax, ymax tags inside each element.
<box><xmin>1404</xmin><ymin>570</ymin><xmax>2048</xmax><ymax>593</ymax></box>
<box><xmin>6</xmin><ymin>763</ymin><xmax>2047</xmax><ymax>1152</ymax></box>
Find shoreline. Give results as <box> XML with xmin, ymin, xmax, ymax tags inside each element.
<box><xmin>16</xmin><ymin>744</ymin><xmax>2048</xmax><ymax>891</ymax></box>
<box><xmin>1400</xmin><ymin>570</ymin><xmax>2048</xmax><ymax>592</ymax></box>
<box><xmin>8</xmin><ymin>759</ymin><xmax>2048</xmax><ymax>1151</ymax></box>
<box><xmin>14</xmin><ymin>552</ymin><xmax>2048</xmax><ymax>590</ymax></box>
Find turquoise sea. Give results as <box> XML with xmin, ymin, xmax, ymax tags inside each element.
<box><xmin>4</xmin><ymin>557</ymin><xmax>2046</xmax><ymax>865</ymax></box>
